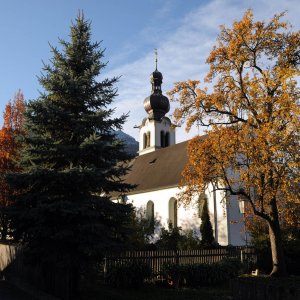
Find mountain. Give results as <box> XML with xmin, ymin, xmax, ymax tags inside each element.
<box><xmin>115</xmin><ymin>130</ymin><xmax>139</xmax><ymax>156</ymax></box>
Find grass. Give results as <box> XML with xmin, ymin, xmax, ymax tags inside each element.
<box><xmin>81</xmin><ymin>282</ymin><xmax>232</xmax><ymax>300</ymax></box>
<box><xmin>0</xmin><ymin>281</ymin><xmax>38</xmax><ymax>300</ymax></box>
<box><xmin>238</xmin><ymin>274</ymin><xmax>300</xmax><ymax>286</ymax></box>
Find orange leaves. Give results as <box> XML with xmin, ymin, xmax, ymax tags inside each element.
<box><xmin>169</xmin><ymin>11</ymin><xmax>299</xmax><ymax>227</ymax></box>
<box><xmin>3</xmin><ymin>90</ymin><xmax>25</xmax><ymax>133</ymax></box>
<box><xmin>168</xmin><ymin>80</ymin><xmax>203</xmax><ymax>131</ymax></box>
<box><xmin>168</xmin><ymin>10</ymin><xmax>299</xmax><ymax>276</ymax></box>
<box><xmin>0</xmin><ymin>91</ymin><xmax>25</xmax><ymax>207</ymax></box>
<box><xmin>0</xmin><ymin>91</ymin><xmax>25</xmax><ymax>170</ymax></box>
<box><xmin>178</xmin><ymin>128</ymin><xmax>239</xmax><ymax>206</ymax></box>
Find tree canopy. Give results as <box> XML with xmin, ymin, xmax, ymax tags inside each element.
<box><xmin>168</xmin><ymin>10</ymin><xmax>299</xmax><ymax>276</ymax></box>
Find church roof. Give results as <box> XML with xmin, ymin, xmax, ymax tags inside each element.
<box><xmin>112</xmin><ymin>140</ymin><xmax>190</xmax><ymax>198</ymax></box>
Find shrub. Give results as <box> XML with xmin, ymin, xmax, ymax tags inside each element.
<box><xmin>183</xmin><ymin>263</ymin><xmax>211</xmax><ymax>286</ymax></box>
<box><xmin>106</xmin><ymin>261</ymin><xmax>152</xmax><ymax>288</ymax></box>
<box><xmin>200</xmin><ymin>197</ymin><xmax>215</xmax><ymax>247</ymax></box>
<box><xmin>161</xmin><ymin>257</ymin><xmax>244</xmax><ymax>288</ymax></box>
<box><xmin>155</xmin><ymin>227</ymin><xmax>201</xmax><ymax>250</ymax></box>
<box><xmin>160</xmin><ymin>261</ymin><xmax>183</xmax><ymax>288</ymax></box>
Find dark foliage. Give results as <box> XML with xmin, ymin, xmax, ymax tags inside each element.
<box><xmin>200</xmin><ymin>198</ymin><xmax>215</xmax><ymax>247</ymax></box>
<box><xmin>155</xmin><ymin>226</ymin><xmax>201</xmax><ymax>250</ymax></box>
<box><xmin>253</xmin><ymin>227</ymin><xmax>300</xmax><ymax>275</ymax></box>
<box><xmin>231</xmin><ymin>276</ymin><xmax>300</xmax><ymax>300</ymax></box>
<box><xmin>106</xmin><ymin>261</ymin><xmax>152</xmax><ymax>288</ymax></box>
<box><xmin>126</xmin><ymin>210</ymin><xmax>159</xmax><ymax>250</ymax></box>
<box><xmin>161</xmin><ymin>257</ymin><xmax>244</xmax><ymax>288</ymax></box>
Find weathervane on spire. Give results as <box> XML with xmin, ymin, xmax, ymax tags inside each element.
<box><xmin>154</xmin><ymin>48</ymin><xmax>158</xmax><ymax>70</ymax></box>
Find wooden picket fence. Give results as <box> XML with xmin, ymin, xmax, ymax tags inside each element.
<box><xmin>104</xmin><ymin>247</ymin><xmax>256</xmax><ymax>276</ymax></box>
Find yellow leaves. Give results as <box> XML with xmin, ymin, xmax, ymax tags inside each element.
<box><xmin>170</xmin><ymin>11</ymin><xmax>299</xmax><ymax>217</ymax></box>
<box><xmin>168</xmin><ymin>80</ymin><xmax>207</xmax><ymax>131</ymax></box>
<box><xmin>205</xmin><ymin>11</ymin><xmax>298</xmax><ymax>127</ymax></box>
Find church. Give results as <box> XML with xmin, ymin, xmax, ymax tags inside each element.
<box><xmin>113</xmin><ymin>65</ymin><xmax>246</xmax><ymax>246</ymax></box>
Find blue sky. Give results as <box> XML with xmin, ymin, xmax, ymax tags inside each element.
<box><xmin>0</xmin><ymin>0</ymin><xmax>299</xmax><ymax>142</ymax></box>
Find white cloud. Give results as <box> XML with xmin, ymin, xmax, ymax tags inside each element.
<box><xmin>105</xmin><ymin>0</ymin><xmax>300</xmax><ymax>142</ymax></box>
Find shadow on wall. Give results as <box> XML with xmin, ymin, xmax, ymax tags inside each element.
<box><xmin>180</xmin><ymin>219</ymin><xmax>201</xmax><ymax>239</ymax></box>
<box><xmin>217</xmin><ymin>220</ymin><xmax>228</xmax><ymax>245</ymax></box>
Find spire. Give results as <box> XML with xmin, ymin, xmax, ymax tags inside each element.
<box><xmin>155</xmin><ymin>48</ymin><xmax>158</xmax><ymax>70</ymax></box>
<box><xmin>150</xmin><ymin>49</ymin><xmax>163</xmax><ymax>94</ymax></box>
<box><xmin>143</xmin><ymin>50</ymin><xmax>170</xmax><ymax>121</ymax></box>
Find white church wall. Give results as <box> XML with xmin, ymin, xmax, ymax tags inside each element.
<box><xmin>125</xmin><ymin>185</ymin><xmax>235</xmax><ymax>246</ymax></box>
<box><xmin>126</xmin><ymin>187</ymin><xmax>178</xmax><ymax>237</ymax></box>
<box><xmin>227</xmin><ymin>195</ymin><xmax>247</xmax><ymax>246</ymax></box>
<box><xmin>205</xmin><ymin>184</ymin><xmax>229</xmax><ymax>245</ymax></box>
<box><xmin>223</xmin><ymin>166</ymin><xmax>247</xmax><ymax>245</ymax></box>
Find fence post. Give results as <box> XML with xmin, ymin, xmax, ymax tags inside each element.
<box><xmin>240</xmin><ymin>249</ymin><xmax>244</xmax><ymax>263</ymax></box>
<box><xmin>103</xmin><ymin>256</ymin><xmax>107</xmax><ymax>281</ymax></box>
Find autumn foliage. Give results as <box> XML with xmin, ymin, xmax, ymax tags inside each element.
<box><xmin>0</xmin><ymin>90</ymin><xmax>25</xmax><ymax>239</ymax></box>
<box><xmin>168</xmin><ymin>11</ymin><xmax>299</xmax><ymax>276</ymax></box>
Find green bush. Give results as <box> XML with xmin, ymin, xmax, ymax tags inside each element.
<box><xmin>160</xmin><ymin>261</ymin><xmax>183</xmax><ymax>287</ymax></box>
<box><xmin>200</xmin><ymin>197</ymin><xmax>215</xmax><ymax>247</ymax></box>
<box><xmin>183</xmin><ymin>263</ymin><xmax>211</xmax><ymax>286</ymax></box>
<box><xmin>106</xmin><ymin>261</ymin><xmax>152</xmax><ymax>288</ymax></box>
<box><xmin>155</xmin><ymin>227</ymin><xmax>201</xmax><ymax>250</ymax></box>
<box><xmin>161</xmin><ymin>257</ymin><xmax>244</xmax><ymax>287</ymax></box>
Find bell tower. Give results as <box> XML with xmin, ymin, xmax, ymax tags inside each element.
<box><xmin>137</xmin><ymin>51</ymin><xmax>176</xmax><ymax>156</ymax></box>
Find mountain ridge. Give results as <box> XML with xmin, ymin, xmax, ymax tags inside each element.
<box><xmin>115</xmin><ymin>130</ymin><xmax>139</xmax><ymax>156</ymax></box>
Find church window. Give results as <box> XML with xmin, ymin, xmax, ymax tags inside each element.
<box><xmin>146</xmin><ymin>200</ymin><xmax>155</xmax><ymax>231</ymax></box>
<box><xmin>165</xmin><ymin>132</ymin><xmax>170</xmax><ymax>147</ymax></box>
<box><xmin>143</xmin><ymin>133</ymin><xmax>147</xmax><ymax>149</ymax></box>
<box><xmin>168</xmin><ymin>198</ymin><xmax>178</xmax><ymax>228</ymax></box>
<box><xmin>160</xmin><ymin>130</ymin><xmax>165</xmax><ymax>147</ymax></box>
<box><xmin>147</xmin><ymin>131</ymin><xmax>151</xmax><ymax>147</ymax></box>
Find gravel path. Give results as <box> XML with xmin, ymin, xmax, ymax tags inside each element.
<box><xmin>0</xmin><ymin>281</ymin><xmax>37</xmax><ymax>300</ymax></box>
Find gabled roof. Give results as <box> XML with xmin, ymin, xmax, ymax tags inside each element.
<box><xmin>113</xmin><ymin>141</ymin><xmax>189</xmax><ymax>197</ymax></box>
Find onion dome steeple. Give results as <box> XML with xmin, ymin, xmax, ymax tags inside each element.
<box><xmin>143</xmin><ymin>50</ymin><xmax>170</xmax><ymax>121</ymax></box>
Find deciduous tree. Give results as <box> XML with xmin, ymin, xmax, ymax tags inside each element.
<box><xmin>168</xmin><ymin>10</ymin><xmax>299</xmax><ymax>277</ymax></box>
<box><xmin>0</xmin><ymin>91</ymin><xmax>25</xmax><ymax>240</ymax></box>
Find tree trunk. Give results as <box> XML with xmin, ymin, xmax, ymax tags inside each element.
<box><xmin>268</xmin><ymin>219</ymin><xmax>287</xmax><ymax>277</ymax></box>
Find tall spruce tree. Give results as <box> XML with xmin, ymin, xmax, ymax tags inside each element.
<box><xmin>200</xmin><ymin>198</ymin><xmax>215</xmax><ymax>247</ymax></box>
<box><xmin>8</xmin><ymin>13</ymin><xmax>134</xmax><ymax>285</ymax></box>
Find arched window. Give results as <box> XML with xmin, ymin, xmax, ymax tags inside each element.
<box><xmin>165</xmin><ymin>132</ymin><xmax>170</xmax><ymax>147</ymax></box>
<box><xmin>146</xmin><ymin>131</ymin><xmax>151</xmax><ymax>147</ymax></box>
<box><xmin>146</xmin><ymin>200</ymin><xmax>155</xmax><ymax>231</ymax></box>
<box><xmin>168</xmin><ymin>198</ymin><xmax>178</xmax><ymax>228</ymax></box>
<box><xmin>160</xmin><ymin>130</ymin><xmax>165</xmax><ymax>148</ymax></box>
<box><xmin>143</xmin><ymin>133</ymin><xmax>147</xmax><ymax>149</ymax></box>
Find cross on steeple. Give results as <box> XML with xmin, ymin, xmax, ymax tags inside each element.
<box><xmin>154</xmin><ymin>48</ymin><xmax>158</xmax><ymax>70</ymax></box>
